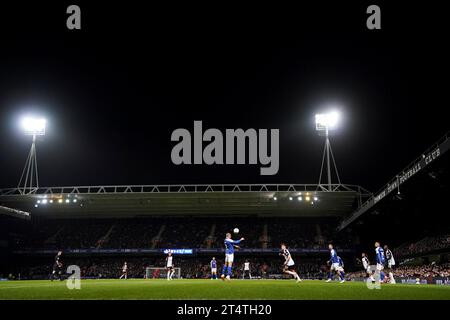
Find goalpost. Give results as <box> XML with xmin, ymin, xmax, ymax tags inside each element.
<box><xmin>145</xmin><ymin>267</ymin><xmax>181</xmax><ymax>279</ymax></box>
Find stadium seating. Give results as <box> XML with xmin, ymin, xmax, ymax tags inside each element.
<box><xmin>12</xmin><ymin>217</ymin><xmax>351</xmax><ymax>250</ymax></box>
<box><xmin>394</xmin><ymin>235</ymin><xmax>450</xmax><ymax>258</ymax></box>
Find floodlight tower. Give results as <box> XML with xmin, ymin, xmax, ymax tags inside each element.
<box><xmin>315</xmin><ymin>111</ymin><xmax>342</xmax><ymax>191</ymax></box>
<box><xmin>18</xmin><ymin>117</ymin><xmax>46</xmax><ymax>195</ymax></box>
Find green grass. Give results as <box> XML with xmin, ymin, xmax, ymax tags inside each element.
<box><xmin>1</xmin><ymin>279</ymin><xmax>450</xmax><ymax>300</ymax></box>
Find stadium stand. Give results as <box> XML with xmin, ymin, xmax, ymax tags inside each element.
<box><xmin>347</xmin><ymin>262</ymin><xmax>450</xmax><ymax>281</ymax></box>
<box><xmin>0</xmin><ymin>133</ymin><xmax>449</xmax><ymax>283</ymax></box>
<box><xmin>394</xmin><ymin>235</ymin><xmax>450</xmax><ymax>258</ymax></box>
<box><xmin>7</xmin><ymin>217</ymin><xmax>350</xmax><ymax>250</ymax></box>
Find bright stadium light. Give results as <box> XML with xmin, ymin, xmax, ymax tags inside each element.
<box><xmin>315</xmin><ymin>111</ymin><xmax>340</xmax><ymax>132</ymax></box>
<box><xmin>17</xmin><ymin>116</ymin><xmax>47</xmax><ymax>195</ymax></box>
<box><xmin>21</xmin><ymin>117</ymin><xmax>47</xmax><ymax>136</ymax></box>
<box><xmin>315</xmin><ymin>110</ymin><xmax>342</xmax><ymax>191</ymax></box>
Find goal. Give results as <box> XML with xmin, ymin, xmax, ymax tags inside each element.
<box><xmin>145</xmin><ymin>267</ymin><xmax>181</xmax><ymax>279</ymax></box>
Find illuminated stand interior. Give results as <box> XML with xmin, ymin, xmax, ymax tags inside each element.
<box><xmin>17</xmin><ymin>117</ymin><xmax>46</xmax><ymax>195</ymax></box>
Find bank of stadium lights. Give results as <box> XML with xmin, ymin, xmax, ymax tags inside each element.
<box><xmin>18</xmin><ymin>116</ymin><xmax>47</xmax><ymax>194</ymax></box>
<box><xmin>271</xmin><ymin>194</ymin><xmax>319</xmax><ymax>204</ymax></box>
<box><xmin>34</xmin><ymin>195</ymin><xmax>79</xmax><ymax>208</ymax></box>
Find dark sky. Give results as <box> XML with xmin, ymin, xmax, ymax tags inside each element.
<box><xmin>0</xmin><ymin>2</ymin><xmax>448</xmax><ymax>191</ymax></box>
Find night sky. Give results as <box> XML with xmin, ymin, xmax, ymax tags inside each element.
<box><xmin>0</xmin><ymin>2</ymin><xmax>448</xmax><ymax>192</ymax></box>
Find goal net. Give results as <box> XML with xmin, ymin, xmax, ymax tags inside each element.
<box><xmin>145</xmin><ymin>267</ymin><xmax>181</xmax><ymax>279</ymax></box>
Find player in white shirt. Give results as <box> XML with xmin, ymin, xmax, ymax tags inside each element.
<box><xmin>361</xmin><ymin>253</ymin><xmax>375</xmax><ymax>282</ymax></box>
<box><xmin>242</xmin><ymin>260</ymin><xmax>252</xmax><ymax>279</ymax></box>
<box><xmin>279</xmin><ymin>243</ymin><xmax>301</xmax><ymax>282</ymax></box>
<box><xmin>119</xmin><ymin>262</ymin><xmax>128</xmax><ymax>279</ymax></box>
<box><xmin>166</xmin><ymin>251</ymin><xmax>175</xmax><ymax>280</ymax></box>
<box><xmin>384</xmin><ymin>245</ymin><xmax>396</xmax><ymax>284</ymax></box>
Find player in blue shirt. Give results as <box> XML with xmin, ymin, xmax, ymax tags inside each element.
<box><xmin>221</xmin><ymin>232</ymin><xmax>244</xmax><ymax>281</ymax></box>
<box><xmin>375</xmin><ymin>241</ymin><xmax>385</xmax><ymax>281</ymax></box>
<box><xmin>337</xmin><ymin>256</ymin><xmax>344</xmax><ymax>268</ymax></box>
<box><xmin>326</xmin><ymin>244</ymin><xmax>345</xmax><ymax>283</ymax></box>
<box><xmin>210</xmin><ymin>257</ymin><xmax>218</xmax><ymax>280</ymax></box>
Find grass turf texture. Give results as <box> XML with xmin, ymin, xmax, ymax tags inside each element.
<box><xmin>1</xmin><ymin>279</ymin><xmax>450</xmax><ymax>300</ymax></box>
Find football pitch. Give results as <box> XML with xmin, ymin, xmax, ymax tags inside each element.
<box><xmin>1</xmin><ymin>279</ymin><xmax>450</xmax><ymax>300</ymax></box>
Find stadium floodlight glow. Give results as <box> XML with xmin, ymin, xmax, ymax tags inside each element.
<box><xmin>315</xmin><ymin>111</ymin><xmax>340</xmax><ymax>133</ymax></box>
<box><xmin>313</xmin><ymin>196</ymin><xmax>318</xmax><ymax>201</ymax></box>
<box><xmin>273</xmin><ymin>196</ymin><xmax>277</xmax><ymax>201</ymax></box>
<box><xmin>305</xmin><ymin>196</ymin><xmax>310</xmax><ymax>202</ymax></box>
<box><xmin>58</xmin><ymin>199</ymin><xmax>63</xmax><ymax>203</ymax></box>
<box><xmin>298</xmin><ymin>196</ymin><xmax>302</xmax><ymax>201</ymax></box>
<box><xmin>17</xmin><ymin>116</ymin><xmax>47</xmax><ymax>195</ymax></box>
<box><xmin>65</xmin><ymin>199</ymin><xmax>70</xmax><ymax>203</ymax></box>
<box><xmin>21</xmin><ymin>117</ymin><xmax>47</xmax><ymax>136</ymax></box>
<box><xmin>73</xmin><ymin>199</ymin><xmax>77</xmax><ymax>203</ymax></box>
<box><xmin>315</xmin><ymin>110</ymin><xmax>343</xmax><ymax>191</ymax></box>
<box><xmin>289</xmin><ymin>197</ymin><xmax>293</xmax><ymax>201</ymax></box>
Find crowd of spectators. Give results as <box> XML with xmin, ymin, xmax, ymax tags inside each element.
<box><xmin>12</xmin><ymin>217</ymin><xmax>350</xmax><ymax>251</ymax></box>
<box><xmin>104</xmin><ymin>221</ymin><xmax>161</xmax><ymax>248</ymax></box>
<box><xmin>346</xmin><ymin>262</ymin><xmax>450</xmax><ymax>281</ymax></box>
<box><xmin>269</xmin><ymin>221</ymin><xmax>318</xmax><ymax>248</ymax></box>
<box><xmin>393</xmin><ymin>263</ymin><xmax>450</xmax><ymax>278</ymax></box>
<box><xmin>394</xmin><ymin>235</ymin><xmax>450</xmax><ymax>258</ymax></box>
<box><xmin>161</xmin><ymin>220</ymin><xmax>211</xmax><ymax>249</ymax></box>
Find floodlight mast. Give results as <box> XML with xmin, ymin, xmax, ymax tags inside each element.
<box><xmin>18</xmin><ymin>118</ymin><xmax>46</xmax><ymax>195</ymax></box>
<box><xmin>315</xmin><ymin>112</ymin><xmax>342</xmax><ymax>191</ymax></box>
